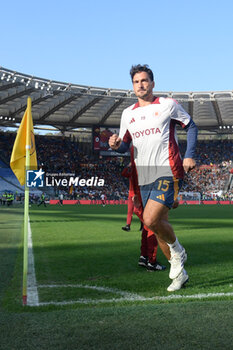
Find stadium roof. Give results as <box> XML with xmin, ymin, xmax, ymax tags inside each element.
<box><xmin>0</xmin><ymin>67</ymin><xmax>233</xmax><ymax>133</ymax></box>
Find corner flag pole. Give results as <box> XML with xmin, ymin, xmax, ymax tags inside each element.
<box><xmin>22</xmin><ymin>97</ymin><xmax>32</xmax><ymax>306</ymax></box>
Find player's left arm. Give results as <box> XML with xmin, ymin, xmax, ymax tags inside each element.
<box><xmin>183</xmin><ymin>119</ymin><xmax>198</xmax><ymax>172</ymax></box>
<box><xmin>170</xmin><ymin>100</ymin><xmax>198</xmax><ymax>173</ymax></box>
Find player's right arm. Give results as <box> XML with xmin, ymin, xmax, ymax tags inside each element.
<box><xmin>109</xmin><ymin>110</ymin><xmax>132</xmax><ymax>153</ymax></box>
<box><xmin>109</xmin><ymin>134</ymin><xmax>122</xmax><ymax>150</ymax></box>
<box><xmin>109</xmin><ymin>134</ymin><xmax>131</xmax><ymax>153</ymax></box>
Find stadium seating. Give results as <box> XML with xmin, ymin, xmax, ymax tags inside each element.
<box><xmin>0</xmin><ymin>131</ymin><xmax>232</xmax><ymax>202</ymax></box>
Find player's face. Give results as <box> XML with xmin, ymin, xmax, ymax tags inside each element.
<box><xmin>132</xmin><ymin>72</ymin><xmax>154</xmax><ymax>100</ymax></box>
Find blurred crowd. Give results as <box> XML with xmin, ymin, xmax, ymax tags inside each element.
<box><xmin>0</xmin><ymin>131</ymin><xmax>232</xmax><ymax>201</ymax></box>
<box><xmin>0</xmin><ymin>132</ymin><xmax>129</xmax><ymax>201</ymax></box>
<box><xmin>181</xmin><ymin>140</ymin><xmax>233</xmax><ymax>200</ymax></box>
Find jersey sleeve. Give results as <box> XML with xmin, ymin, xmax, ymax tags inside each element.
<box><xmin>170</xmin><ymin>99</ymin><xmax>191</xmax><ymax>128</ymax></box>
<box><xmin>119</xmin><ymin>110</ymin><xmax>128</xmax><ymax>139</ymax></box>
<box><xmin>184</xmin><ymin>119</ymin><xmax>198</xmax><ymax>159</ymax></box>
<box><xmin>119</xmin><ymin>110</ymin><xmax>132</xmax><ymax>144</ymax></box>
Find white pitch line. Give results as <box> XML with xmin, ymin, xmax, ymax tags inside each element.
<box><xmin>32</xmin><ymin>284</ymin><xmax>233</xmax><ymax>307</ymax></box>
<box><xmin>27</xmin><ymin>217</ymin><xmax>39</xmax><ymax>306</ymax></box>
<box><xmin>38</xmin><ymin>284</ymin><xmax>143</xmax><ymax>299</ymax></box>
<box><xmin>37</xmin><ymin>292</ymin><xmax>233</xmax><ymax>307</ymax></box>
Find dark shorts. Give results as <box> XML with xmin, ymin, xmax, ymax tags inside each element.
<box><xmin>140</xmin><ymin>176</ymin><xmax>183</xmax><ymax>209</ymax></box>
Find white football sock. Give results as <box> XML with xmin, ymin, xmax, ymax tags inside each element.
<box><xmin>167</xmin><ymin>237</ymin><xmax>182</xmax><ymax>256</ymax></box>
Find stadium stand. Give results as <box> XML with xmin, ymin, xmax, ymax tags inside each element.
<box><xmin>181</xmin><ymin>140</ymin><xmax>233</xmax><ymax>201</ymax></box>
<box><xmin>0</xmin><ymin>132</ymin><xmax>129</xmax><ymax>201</ymax></box>
<box><xmin>0</xmin><ymin>67</ymin><xmax>232</xmax><ymax>204</ymax></box>
<box><xmin>1</xmin><ymin>66</ymin><xmax>233</xmax><ymax>132</ymax></box>
<box><xmin>0</xmin><ymin>131</ymin><xmax>232</xmax><ymax>203</ymax></box>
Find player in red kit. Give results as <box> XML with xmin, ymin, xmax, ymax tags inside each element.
<box><xmin>121</xmin><ymin>163</ymin><xmax>143</xmax><ymax>232</ymax></box>
<box><xmin>101</xmin><ymin>193</ymin><xmax>106</xmax><ymax>207</ymax></box>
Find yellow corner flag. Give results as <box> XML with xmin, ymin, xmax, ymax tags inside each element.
<box><xmin>10</xmin><ymin>97</ymin><xmax>37</xmax><ymax>185</ymax></box>
<box><xmin>10</xmin><ymin>97</ymin><xmax>38</xmax><ymax>306</ymax></box>
<box><xmin>69</xmin><ymin>184</ymin><xmax>74</xmax><ymax>195</ymax></box>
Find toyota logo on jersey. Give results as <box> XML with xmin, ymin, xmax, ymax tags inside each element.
<box><xmin>132</xmin><ymin>128</ymin><xmax>161</xmax><ymax>139</ymax></box>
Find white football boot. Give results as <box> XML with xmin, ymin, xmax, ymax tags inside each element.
<box><xmin>167</xmin><ymin>269</ymin><xmax>189</xmax><ymax>292</ymax></box>
<box><xmin>169</xmin><ymin>247</ymin><xmax>187</xmax><ymax>279</ymax></box>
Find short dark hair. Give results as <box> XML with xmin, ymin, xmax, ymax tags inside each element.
<box><xmin>130</xmin><ymin>64</ymin><xmax>154</xmax><ymax>82</ymax></box>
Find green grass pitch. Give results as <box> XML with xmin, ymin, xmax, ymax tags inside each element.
<box><xmin>0</xmin><ymin>204</ymin><xmax>233</xmax><ymax>349</ymax></box>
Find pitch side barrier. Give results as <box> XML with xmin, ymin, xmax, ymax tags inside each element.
<box><xmin>179</xmin><ymin>200</ymin><xmax>232</xmax><ymax>205</ymax></box>
<box><xmin>50</xmin><ymin>199</ymin><xmax>128</xmax><ymax>205</ymax></box>
<box><xmin>49</xmin><ymin>199</ymin><xmax>232</xmax><ymax>205</ymax></box>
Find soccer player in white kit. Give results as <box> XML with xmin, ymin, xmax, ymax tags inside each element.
<box><xmin>109</xmin><ymin>64</ymin><xmax>198</xmax><ymax>292</ymax></box>
<box><xmin>101</xmin><ymin>193</ymin><xmax>106</xmax><ymax>207</ymax></box>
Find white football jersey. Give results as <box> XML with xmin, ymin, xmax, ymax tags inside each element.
<box><xmin>119</xmin><ymin>97</ymin><xmax>191</xmax><ymax>185</ymax></box>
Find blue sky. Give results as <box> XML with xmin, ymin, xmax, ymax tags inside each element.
<box><xmin>1</xmin><ymin>0</ymin><xmax>233</xmax><ymax>92</ymax></box>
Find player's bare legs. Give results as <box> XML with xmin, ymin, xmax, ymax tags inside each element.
<box><xmin>143</xmin><ymin>200</ymin><xmax>176</xmax><ymax>244</ymax></box>
<box><xmin>151</xmin><ymin>210</ymin><xmax>171</xmax><ymax>260</ymax></box>
<box><xmin>156</xmin><ymin>236</ymin><xmax>171</xmax><ymax>260</ymax></box>
<box><xmin>152</xmin><ymin>202</ymin><xmax>180</xmax><ymax>260</ymax></box>
<box><xmin>143</xmin><ymin>199</ymin><xmax>187</xmax><ymax>282</ymax></box>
